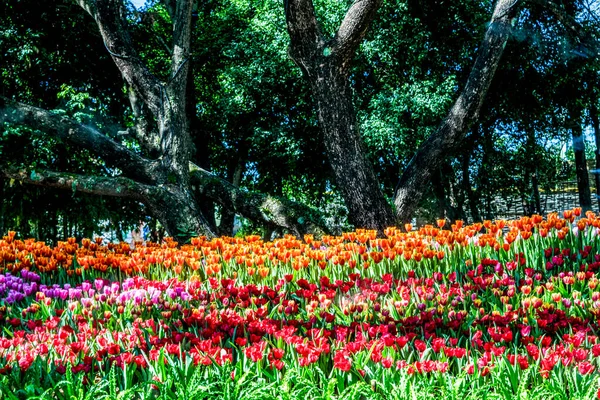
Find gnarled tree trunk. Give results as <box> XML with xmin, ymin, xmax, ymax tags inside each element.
<box><xmin>591</xmin><ymin>100</ymin><xmax>600</xmax><ymax>211</ymax></box>
<box><xmin>310</xmin><ymin>66</ymin><xmax>395</xmax><ymax>232</ymax></box>
<box><xmin>1</xmin><ymin>0</ymin><xmax>328</xmax><ymax>242</ymax></box>
<box><xmin>284</xmin><ymin>0</ymin><xmax>396</xmax><ymax>232</ymax></box>
<box><xmin>394</xmin><ymin>0</ymin><xmax>518</xmax><ymax>222</ymax></box>
<box><xmin>285</xmin><ymin>0</ymin><xmax>520</xmax><ymax>229</ymax></box>
<box><xmin>0</xmin><ymin>177</ymin><xmax>4</xmax><ymax>235</ymax></box>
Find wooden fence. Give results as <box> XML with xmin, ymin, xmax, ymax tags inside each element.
<box><xmin>493</xmin><ymin>180</ymin><xmax>598</xmax><ymax>220</ymax></box>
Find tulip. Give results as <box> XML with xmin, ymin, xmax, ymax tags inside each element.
<box><xmin>551</xmin><ymin>293</ymin><xmax>562</xmax><ymax>303</ymax></box>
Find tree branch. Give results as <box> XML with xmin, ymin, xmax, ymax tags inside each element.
<box><xmin>77</xmin><ymin>0</ymin><xmax>163</xmax><ymax>116</ymax></box>
<box><xmin>394</xmin><ymin>0</ymin><xmax>519</xmax><ymax>221</ymax></box>
<box><xmin>1</xmin><ymin>168</ymin><xmax>155</xmax><ymax>200</ymax></box>
<box><xmin>528</xmin><ymin>0</ymin><xmax>599</xmax><ymax>57</ymax></box>
<box><xmin>285</xmin><ymin>0</ymin><xmax>324</xmax><ymax>70</ymax></box>
<box><xmin>189</xmin><ymin>164</ymin><xmax>329</xmax><ymax>236</ymax></box>
<box><xmin>127</xmin><ymin>86</ymin><xmax>161</xmax><ymax>157</ymax></box>
<box><xmin>0</xmin><ymin>96</ymin><xmax>160</xmax><ymax>184</ymax></box>
<box><xmin>170</xmin><ymin>0</ymin><xmax>194</xmax><ymax>89</ymax></box>
<box><xmin>153</xmin><ymin>0</ymin><xmax>195</xmax><ymax>180</ymax></box>
<box><xmin>332</xmin><ymin>0</ymin><xmax>381</xmax><ymax>65</ymax></box>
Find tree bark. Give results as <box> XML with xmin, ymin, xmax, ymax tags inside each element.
<box><xmin>460</xmin><ymin>127</ymin><xmax>483</xmax><ymax>223</ymax></box>
<box><xmin>1</xmin><ymin>96</ymin><xmax>329</xmax><ymax>239</ymax></box>
<box><xmin>76</xmin><ymin>0</ymin><xmax>163</xmax><ymax>116</ymax></box>
<box><xmin>79</xmin><ymin>0</ymin><xmax>194</xmax><ymax>183</ymax></box>
<box><xmin>571</xmin><ymin>111</ymin><xmax>592</xmax><ymax>211</ymax></box>
<box><xmin>218</xmin><ymin>153</ymin><xmax>246</xmax><ymax>236</ymax></box>
<box><xmin>532</xmin><ymin>168</ymin><xmax>541</xmax><ymax>214</ymax></box>
<box><xmin>0</xmin><ymin>0</ymin><xmax>384</xmax><ymax>239</ymax></box>
<box><xmin>448</xmin><ymin>164</ymin><xmax>467</xmax><ymax>222</ymax></box>
<box><xmin>144</xmin><ymin>186</ymin><xmax>213</xmax><ymax>243</ymax></box>
<box><xmin>1</xmin><ymin>87</ymin><xmax>331</xmax><ymax>241</ymax></box>
<box><xmin>591</xmin><ymin>100</ymin><xmax>600</xmax><ymax>211</ymax></box>
<box><xmin>394</xmin><ymin>0</ymin><xmax>518</xmax><ymax>222</ymax></box>
<box><xmin>285</xmin><ymin>0</ymin><xmax>396</xmax><ymax>232</ymax></box>
<box><xmin>432</xmin><ymin>162</ymin><xmax>462</xmax><ymax>222</ymax></box>
<box><xmin>462</xmin><ymin>150</ymin><xmax>481</xmax><ymax>223</ymax></box>
<box><xmin>127</xmin><ymin>85</ymin><xmax>161</xmax><ymax>158</ymax></box>
<box><xmin>481</xmin><ymin>126</ymin><xmax>495</xmax><ymax>220</ymax></box>
<box><xmin>0</xmin><ymin>176</ymin><xmax>4</xmax><ymax>235</ymax></box>
<box><xmin>442</xmin><ymin>161</ymin><xmax>464</xmax><ymax>222</ymax></box>
<box><xmin>310</xmin><ymin>67</ymin><xmax>395</xmax><ymax>231</ymax></box>
<box><xmin>4</xmin><ymin>0</ymin><xmax>362</xmax><ymax>240</ymax></box>
<box><xmin>432</xmin><ymin>168</ymin><xmax>446</xmax><ymax>220</ymax></box>
<box><xmin>0</xmin><ymin>169</ymin><xmax>154</xmax><ymax>200</ymax></box>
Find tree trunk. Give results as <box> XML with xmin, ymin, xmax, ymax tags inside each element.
<box><xmin>394</xmin><ymin>0</ymin><xmax>518</xmax><ymax>222</ymax></box>
<box><xmin>190</xmin><ymin>165</ymin><xmax>328</xmax><ymax>237</ymax></box>
<box><xmin>590</xmin><ymin>100</ymin><xmax>600</xmax><ymax>212</ymax></box>
<box><xmin>532</xmin><ymin>168</ymin><xmax>541</xmax><ymax>214</ymax></box>
<box><xmin>0</xmin><ymin>176</ymin><xmax>4</xmax><ymax>235</ymax></box>
<box><xmin>0</xmin><ymin>0</ymin><xmax>345</xmax><ymax>240</ymax></box>
<box><xmin>461</xmin><ymin>127</ymin><xmax>482</xmax><ymax>223</ymax></box>
<box><xmin>481</xmin><ymin>127</ymin><xmax>495</xmax><ymax>220</ymax></box>
<box><xmin>62</xmin><ymin>212</ymin><xmax>68</xmax><ymax>240</ymax></box>
<box><xmin>432</xmin><ymin>168</ymin><xmax>446</xmax><ymax>220</ymax></box>
<box><xmin>432</xmin><ymin>162</ymin><xmax>464</xmax><ymax>222</ymax></box>
<box><xmin>285</xmin><ymin>0</ymin><xmax>395</xmax><ymax>232</ymax></box>
<box><xmin>310</xmin><ymin>66</ymin><xmax>395</xmax><ymax>231</ymax></box>
<box><xmin>186</xmin><ymin>10</ymin><xmax>216</xmax><ymax>231</ymax></box>
<box><xmin>144</xmin><ymin>185</ymin><xmax>213</xmax><ymax>243</ymax></box>
<box><xmin>449</xmin><ymin>167</ymin><xmax>466</xmax><ymax>222</ymax></box>
<box><xmin>113</xmin><ymin>219</ymin><xmax>124</xmax><ymax>242</ymax></box>
<box><xmin>219</xmin><ymin>155</ymin><xmax>245</xmax><ymax>236</ymax></box>
<box><xmin>462</xmin><ymin>150</ymin><xmax>481</xmax><ymax>223</ymax></box>
<box><xmin>51</xmin><ymin>212</ymin><xmax>57</xmax><ymax>245</ymax></box>
<box><xmin>523</xmin><ymin>128</ymin><xmax>541</xmax><ymax>215</ymax></box>
<box><xmin>571</xmin><ymin>111</ymin><xmax>592</xmax><ymax>211</ymax></box>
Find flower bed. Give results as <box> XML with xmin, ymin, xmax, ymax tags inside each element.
<box><xmin>1</xmin><ymin>209</ymin><xmax>600</xmax><ymax>399</ymax></box>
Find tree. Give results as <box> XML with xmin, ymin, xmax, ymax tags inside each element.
<box><xmin>393</xmin><ymin>0</ymin><xmax>522</xmax><ymax>222</ymax></box>
<box><xmin>284</xmin><ymin>0</ymin><xmax>519</xmax><ymax>228</ymax></box>
<box><xmin>2</xmin><ymin>0</ymin><xmax>599</xmax><ymax>240</ymax></box>
<box><xmin>1</xmin><ymin>0</ymin><xmax>328</xmax><ymax>241</ymax></box>
<box><xmin>591</xmin><ymin>92</ymin><xmax>600</xmax><ymax>210</ymax></box>
<box><xmin>284</xmin><ymin>0</ymin><xmax>396</xmax><ymax>232</ymax></box>
<box><xmin>0</xmin><ymin>0</ymin><xmax>148</xmax><ymax>242</ymax></box>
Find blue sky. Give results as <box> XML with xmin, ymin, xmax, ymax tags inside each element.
<box><xmin>131</xmin><ymin>0</ymin><xmax>146</xmax><ymax>8</ymax></box>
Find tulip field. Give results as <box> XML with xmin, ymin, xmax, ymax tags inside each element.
<box><xmin>2</xmin><ymin>210</ymin><xmax>600</xmax><ymax>399</ymax></box>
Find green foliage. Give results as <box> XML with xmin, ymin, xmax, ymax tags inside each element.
<box><xmin>1</xmin><ymin>0</ymin><xmax>600</xmax><ymax>237</ymax></box>
<box><xmin>0</xmin><ymin>0</ymin><xmax>147</xmax><ymax>241</ymax></box>
<box><xmin>1</xmin><ymin>358</ymin><xmax>599</xmax><ymax>400</ymax></box>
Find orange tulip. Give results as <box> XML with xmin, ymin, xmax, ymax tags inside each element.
<box><xmin>258</xmin><ymin>267</ymin><xmax>269</xmax><ymax>278</ymax></box>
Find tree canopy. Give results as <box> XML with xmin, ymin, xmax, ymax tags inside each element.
<box><xmin>1</xmin><ymin>0</ymin><xmax>599</xmax><ymax>242</ymax></box>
